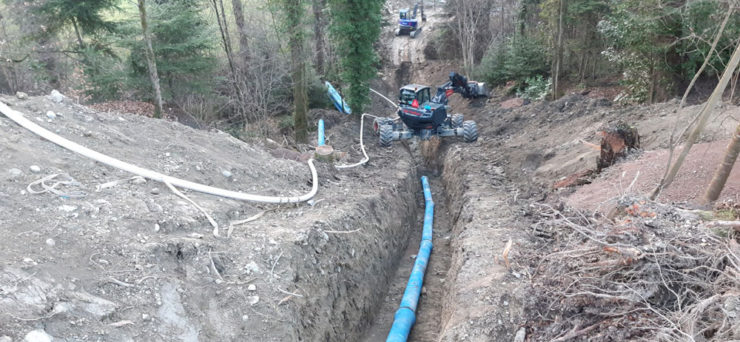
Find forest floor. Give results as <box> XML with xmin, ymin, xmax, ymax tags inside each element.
<box><xmin>1</xmin><ymin>2</ymin><xmax>740</xmax><ymax>342</ymax></box>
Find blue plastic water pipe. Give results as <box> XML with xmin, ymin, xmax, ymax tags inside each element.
<box><xmin>317</xmin><ymin>119</ymin><xmax>325</xmax><ymax>146</ymax></box>
<box><xmin>386</xmin><ymin>176</ymin><xmax>434</xmax><ymax>342</ymax></box>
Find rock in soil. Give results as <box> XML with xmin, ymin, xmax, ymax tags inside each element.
<box><xmin>23</xmin><ymin>330</ymin><xmax>53</xmax><ymax>342</ymax></box>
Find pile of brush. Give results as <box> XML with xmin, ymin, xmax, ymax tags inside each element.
<box><xmin>522</xmin><ymin>197</ymin><xmax>740</xmax><ymax>341</ymax></box>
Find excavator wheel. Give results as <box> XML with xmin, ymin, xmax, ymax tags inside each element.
<box><xmin>463</xmin><ymin>121</ymin><xmax>478</xmax><ymax>143</ymax></box>
<box><xmin>410</xmin><ymin>30</ymin><xmax>417</xmax><ymax>38</ymax></box>
<box><xmin>379</xmin><ymin>124</ymin><xmax>394</xmax><ymax>147</ymax></box>
<box><xmin>373</xmin><ymin>118</ymin><xmax>382</xmax><ymax>135</ymax></box>
<box><xmin>451</xmin><ymin>114</ymin><xmax>464</xmax><ymax>128</ymax></box>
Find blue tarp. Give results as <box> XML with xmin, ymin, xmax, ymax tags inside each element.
<box><xmin>325</xmin><ymin>81</ymin><xmax>352</xmax><ymax>114</ymax></box>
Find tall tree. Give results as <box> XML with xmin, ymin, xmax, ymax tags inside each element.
<box><xmin>284</xmin><ymin>0</ymin><xmax>308</xmax><ymax>143</ymax></box>
<box><xmin>328</xmin><ymin>0</ymin><xmax>384</xmax><ymax>113</ymax></box>
<box><xmin>551</xmin><ymin>0</ymin><xmax>565</xmax><ymax>100</ymax></box>
<box><xmin>137</xmin><ymin>0</ymin><xmax>164</xmax><ymax>118</ymax></box>
<box><xmin>231</xmin><ymin>0</ymin><xmax>250</xmax><ymax>64</ymax></box>
<box><xmin>312</xmin><ymin>0</ymin><xmax>327</xmax><ymax>75</ymax></box>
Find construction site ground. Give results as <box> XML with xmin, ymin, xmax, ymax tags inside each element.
<box><xmin>2</xmin><ymin>2</ymin><xmax>740</xmax><ymax>342</ymax></box>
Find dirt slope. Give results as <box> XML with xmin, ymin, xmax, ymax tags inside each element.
<box><xmin>426</xmin><ymin>93</ymin><xmax>739</xmax><ymax>340</ymax></box>
<box><xmin>0</xmin><ymin>93</ymin><xmax>421</xmax><ymax>342</ymax></box>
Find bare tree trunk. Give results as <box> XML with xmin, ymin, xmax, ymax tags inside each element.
<box><xmin>230</xmin><ymin>0</ymin><xmax>250</xmax><ymax>64</ymax></box>
<box><xmin>211</xmin><ymin>0</ymin><xmax>237</xmax><ymax>78</ymax></box>
<box><xmin>218</xmin><ymin>0</ymin><xmax>235</xmax><ymax>63</ymax></box>
<box><xmin>285</xmin><ymin>0</ymin><xmax>307</xmax><ymax>143</ymax></box>
<box><xmin>312</xmin><ymin>0</ymin><xmax>326</xmax><ymax>75</ymax></box>
<box><xmin>650</xmin><ymin>41</ymin><xmax>740</xmax><ymax>200</ymax></box>
<box><xmin>705</xmin><ymin>123</ymin><xmax>740</xmax><ymax>203</ymax></box>
<box><xmin>648</xmin><ymin>59</ymin><xmax>656</xmax><ymax>104</ymax></box>
<box><xmin>71</xmin><ymin>17</ymin><xmax>85</xmax><ymax>50</ymax></box>
<box><xmin>0</xmin><ymin>14</ymin><xmax>17</xmax><ymax>92</ymax></box>
<box><xmin>731</xmin><ymin>67</ymin><xmax>739</xmax><ymax>103</ymax></box>
<box><xmin>552</xmin><ymin>0</ymin><xmax>564</xmax><ymax>100</ymax></box>
<box><xmin>212</xmin><ymin>0</ymin><xmax>249</xmax><ymax>122</ymax></box>
<box><xmin>137</xmin><ymin>0</ymin><xmax>164</xmax><ymax>118</ymax></box>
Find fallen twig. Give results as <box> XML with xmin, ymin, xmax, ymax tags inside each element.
<box><xmin>323</xmin><ymin>228</ymin><xmax>361</xmax><ymax>234</ymax></box>
<box><xmin>705</xmin><ymin>220</ymin><xmax>740</xmax><ymax>227</ymax></box>
<box><xmin>269</xmin><ymin>251</ymin><xmax>283</xmax><ymax>282</ymax></box>
<box><xmin>277</xmin><ymin>287</ymin><xmax>304</xmax><ymax>298</ymax></box>
<box><xmin>209</xmin><ymin>250</ymin><xmax>224</xmax><ymax>281</ymax></box>
<box><xmin>95</xmin><ymin>176</ymin><xmax>145</xmax><ymax>191</ymax></box>
<box><xmin>164</xmin><ymin>181</ymin><xmax>219</xmax><ymax>237</ymax></box>
<box><xmin>109</xmin><ymin>320</ymin><xmax>135</xmax><ymax>327</ymax></box>
<box><xmin>502</xmin><ymin>239</ymin><xmax>513</xmax><ymax>270</ymax></box>
<box><xmin>228</xmin><ymin>210</ymin><xmax>266</xmax><ymax>238</ymax></box>
<box><xmin>107</xmin><ymin>277</ymin><xmax>135</xmax><ymax>288</ymax></box>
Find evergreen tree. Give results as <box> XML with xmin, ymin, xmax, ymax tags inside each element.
<box><xmin>328</xmin><ymin>0</ymin><xmax>384</xmax><ymax>114</ymax></box>
<box><xmin>126</xmin><ymin>0</ymin><xmax>218</xmax><ymax>104</ymax></box>
<box><xmin>34</xmin><ymin>0</ymin><xmax>118</xmax><ymax>49</ymax></box>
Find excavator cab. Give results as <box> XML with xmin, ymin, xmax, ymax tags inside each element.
<box><xmin>397</xmin><ymin>85</ymin><xmax>446</xmax><ymax>130</ymax></box>
<box><xmin>399</xmin><ymin>9</ymin><xmax>409</xmax><ymax>20</ymax></box>
<box><xmin>399</xmin><ymin>85</ymin><xmax>430</xmax><ymax>108</ymax></box>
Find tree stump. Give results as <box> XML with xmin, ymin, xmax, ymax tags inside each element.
<box><xmin>597</xmin><ymin>122</ymin><xmax>640</xmax><ymax>171</ymax></box>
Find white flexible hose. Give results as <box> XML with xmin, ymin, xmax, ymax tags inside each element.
<box><xmin>0</xmin><ymin>101</ymin><xmax>318</xmax><ymax>204</ymax></box>
<box><xmin>335</xmin><ymin>113</ymin><xmax>376</xmax><ymax>169</ymax></box>
<box><xmin>336</xmin><ymin>89</ymin><xmax>400</xmax><ymax>169</ymax></box>
<box><xmin>369</xmin><ymin>88</ymin><xmax>399</xmax><ymax>109</ymax></box>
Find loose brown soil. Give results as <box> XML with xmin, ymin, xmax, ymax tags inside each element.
<box><xmin>568</xmin><ymin>139</ymin><xmax>740</xmax><ymax>212</ymax></box>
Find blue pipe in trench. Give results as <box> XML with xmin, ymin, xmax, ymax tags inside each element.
<box><xmin>317</xmin><ymin>119</ymin><xmax>325</xmax><ymax>146</ymax></box>
<box><xmin>386</xmin><ymin>176</ymin><xmax>434</xmax><ymax>342</ymax></box>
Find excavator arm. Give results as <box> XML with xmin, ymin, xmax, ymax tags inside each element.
<box><xmin>433</xmin><ymin>72</ymin><xmax>488</xmax><ymax>104</ymax></box>
<box><xmin>412</xmin><ymin>2</ymin><xmax>426</xmax><ymax>21</ymax></box>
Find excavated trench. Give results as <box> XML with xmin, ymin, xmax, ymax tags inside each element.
<box><xmin>360</xmin><ymin>170</ymin><xmax>454</xmax><ymax>342</ymax></box>
<box><xmin>283</xmin><ymin>141</ymin><xmax>468</xmax><ymax>342</ymax></box>
<box><xmin>343</xmin><ymin>142</ymin><xmax>462</xmax><ymax>342</ymax></box>
<box><xmin>285</xmin><ymin>160</ymin><xmax>422</xmax><ymax>341</ymax></box>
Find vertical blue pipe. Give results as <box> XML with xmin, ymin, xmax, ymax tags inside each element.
<box><xmin>386</xmin><ymin>176</ymin><xmax>434</xmax><ymax>342</ymax></box>
<box><xmin>317</xmin><ymin>119</ymin><xmax>325</xmax><ymax>146</ymax></box>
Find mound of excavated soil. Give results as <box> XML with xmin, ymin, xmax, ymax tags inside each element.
<box><xmin>0</xmin><ymin>93</ymin><xmax>421</xmax><ymax>342</ymax></box>
<box><xmin>567</xmin><ymin>140</ymin><xmax>740</xmax><ymax>212</ymax></box>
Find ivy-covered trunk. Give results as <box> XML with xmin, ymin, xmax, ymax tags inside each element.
<box><xmin>328</xmin><ymin>0</ymin><xmax>384</xmax><ymax>114</ymax></box>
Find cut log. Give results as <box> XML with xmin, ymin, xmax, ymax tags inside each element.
<box><xmin>553</xmin><ymin>169</ymin><xmax>594</xmax><ymax>189</ymax></box>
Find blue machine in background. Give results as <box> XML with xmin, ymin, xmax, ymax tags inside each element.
<box><xmin>325</xmin><ymin>81</ymin><xmax>351</xmax><ymax>115</ymax></box>
<box><xmin>396</xmin><ymin>2</ymin><xmax>426</xmax><ymax>38</ymax></box>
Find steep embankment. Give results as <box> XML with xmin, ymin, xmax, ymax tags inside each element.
<box><xmin>0</xmin><ymin>93</ymin><xmax>423</xmax><ymax>342</ymax></box>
